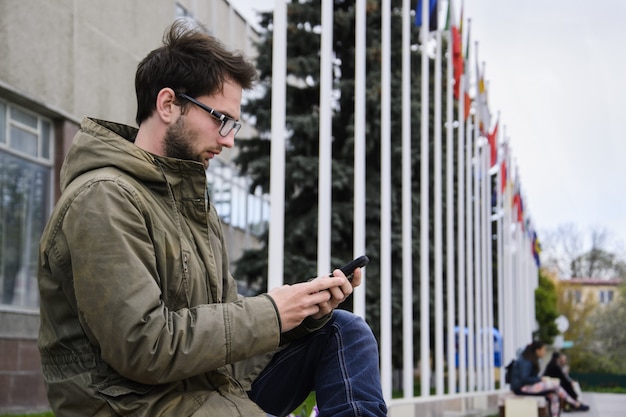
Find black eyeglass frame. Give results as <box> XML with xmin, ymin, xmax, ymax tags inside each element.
<box><xmin>176</xmin><ymin>93</ymin><xmax>242</xmax><ymax>137</ymax></box>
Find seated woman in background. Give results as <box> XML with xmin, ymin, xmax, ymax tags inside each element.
<box><xmin>510</xmin><ymin>341</ymin><xmax>589</xmax><ymax>417</ymax></box>
<box><xmin>543</xmin><ymin>351</ymin><xmax>582</xmax><ymax>408</ymax></box>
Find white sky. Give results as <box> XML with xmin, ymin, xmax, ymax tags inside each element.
<box><xmin>234</xmin><ymin>0</ymin><xmax>626</xmax><ymax>255</ymax></box>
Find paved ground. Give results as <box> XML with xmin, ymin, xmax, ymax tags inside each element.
<box><xmin>576</xmin><ymin>392</ymin><xmax>625</xmax><ymax>417</ymax></box>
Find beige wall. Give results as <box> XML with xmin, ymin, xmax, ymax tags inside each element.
<box><xmin>0</xmin><ymin>0</ymin><xmax>258</xmax><ymax>127</ymax></box>
<box><xmin>0</xmin><ymin>0</ymin><xmax>261</xmax><ymax>412</ymax></box>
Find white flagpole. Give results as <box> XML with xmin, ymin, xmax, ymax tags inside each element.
<box><xmin>317</xmin><ymin>0</ymin><xmax>333</xmax><ymax>277</ymax></box>
<box><xmin>457</xmin><ymin>73</ymin><xmax>467</xmax><ymax>393</ymax></box>
<box><xmin>420</xmin><ymin>0</ymin><xmax>431</xmax><ymax>397</ymax></box>
<box><xmin>401</xmin><ymin>0</ymin><xmax>414</xmax><ymax>399</ymax></box>
<box><xmin>483</xmin><ymin>131</ymin><xmax>495</xmax><ymax>389</ymax></box>
<box><xmin>434</xmin><ymin>2</ymin><xmax>444</xmax><ymax>396</ymax></box>
<box><xmin>445</xmin><ymin>17</ymin><xmax>457</xmax><ymax>396</ymax></box>
<box><xmin>503</xmin><ymin>136</ymin><xmax>516</xmax><ymax>364</ymax></box>
<box><xmin>466</xmin><ymin>113</ymin><xmax>475</xmax><ymax>391</ymax></box>
<box><xmin>473</xmin><ymin>118</ymin><xmax>482</xmax><ymax>391</ymax></box>
<box><xmin>353</xmin><ymin>0</ymin><xmax>367</xmax><ymax>318</ymax></box>
<box><xmin>481</xmin><ymin>117</ymin><xmax>490</xmax><ymax>390</ymax></box>
<box><xmin>496</xmin><ymin>119</ymin><xmax>505</xmax><ymax>388</ymax></box>
<box><xmin>380</xmin><ymin>0</ymin><xmax>393</xmax><ymax>401</ymax></box>
<box><xmin>268</xmin><ymin>0</ymin><xmax>287</xmax><ymax>289</ymax></box>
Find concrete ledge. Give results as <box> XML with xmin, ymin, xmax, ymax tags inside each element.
<box><xmin>0</xmin><ymin>308</ymin><xmax>40</xmax><ymax>339</ymax></box>
<box><xmin>388</xmin><ymin>391</ymin><xmax>501</xmax><ymax>417</ymax></box>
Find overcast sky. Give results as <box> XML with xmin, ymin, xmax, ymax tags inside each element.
<box><xmin>234</xmin><ymin>0</ymin><xmax>626</xmax><ymax>256</ymax></box>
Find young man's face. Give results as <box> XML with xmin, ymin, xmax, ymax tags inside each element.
<box><xmin>164</xmin><ymin>79</ymin><xmax>242</xmax><ymax>168</ymax></box>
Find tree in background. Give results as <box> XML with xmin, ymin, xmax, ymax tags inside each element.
<box><xmin>589</xmin><ymin>283</ymin><xmax>626</xmax><ymax>373</ymax></box>
<box><xmin>553</xmin><ymin>278</ymin><xmax>597</xmax><ymax>372</ymax></box>
<box><xmin>541</xmin><ymin>223</ymin><xmax>626</xmax><ymax>373</ymax></box>
<box><xmin>540</xmin><ymin>223</ymin><xmax>626</xmax><ymax>279</ymax></box>
<box><xmin>534</xmin><ymin>270</ymin><xmax>559</xmax><ymax>344</ymax></box>
<box><xmin>232</xmin><ymin>0</ymin><xmax>447</xmax><ymax>370</ymax></box>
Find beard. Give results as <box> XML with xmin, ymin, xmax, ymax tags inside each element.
<box><xmin>163</xmin><ymin>117</ymin><xmax>203</xmax><ymax>165</ymax></box>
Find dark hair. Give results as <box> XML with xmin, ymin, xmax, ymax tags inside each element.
<box><xmin>134</xmin><ymin>19</ymin><xmax>258</xmax><ymax>125</ymax></box>
<box><xmin>521</xmin><ymin>340</ymin><xmax>545</xmax><ymax>374</ymax></box>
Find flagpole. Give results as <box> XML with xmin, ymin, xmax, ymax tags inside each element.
<box><xmin>434</xmin><ymin>1</ymin><xmax>445</xmax><ymax>396</ymax></box>
<box><xmin>445</xmin><ymin>7</ymin><xmax>457</xmax><ymax>395</ymax></box>
<box><xmin>317</xmin><ymin>0</ymin><xmax>333</xmax><ymax>278</ymax></box>
<box><xmin>472</xmin><ymin>111</ymin><xmax>482</xmax><ymax>391</ymax></box>
<box><xmin>268</xmin><ymin>0</ymin><xmax>287</xmax><ymax>289</ymax></box>
<box><xmin>380</xmin><ymin>0</ymin><xmax>393</xmax><ymax>401</ymax></box>
<box><xmin>353</xmin><ymin>0</ymin><xmax>366</xmax><ymax>318</ymax></box>
<box><xmin>457</xmin><ymin>72</ymin><xmax>467</xmax><ymax>393</ymax></box>
<box><xmin>496</xmin><ymin>117</ymin><xmax>505</xmax><ymax>389</ymax></box>
<box><xmin>420</xmin><ymin>0</ymin><xmax>431</xmax><ymax>397</ymax></box>
<box><xmin>401</xmin><ymin>0</ymin><xmax>414</xmax><ymax>399</ymax></box>
<box><xmin>466</xmin><ymin>111</ymin><xmax>475</xmax><ymax>392</ymax></box>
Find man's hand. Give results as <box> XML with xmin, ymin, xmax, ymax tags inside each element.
<box><xmin>267</xmin><ymin>269</ymin><xmax>360</xmax><ymax>333</ymax></box>
<box><xmin>310</xmin><ymin>267</ymin><xmax>362</xmax><ymax>319</ymax></box>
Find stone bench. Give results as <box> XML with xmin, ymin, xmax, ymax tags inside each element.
<box><xmin>498</xmin><ymin>392</ymin><xmax>548</xmax><ymax>417</ymax></box>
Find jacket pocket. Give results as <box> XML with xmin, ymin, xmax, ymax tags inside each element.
<box><xmin>152</xmin><ymin>226</ymin><xmax>189</xmax><ymax>310</ymax></box>
<box><xmin>95</xmin><ymin>376</ymin><xmax>157</xmax><ymax>415</ymax></box>
<box><xmin>96</xmin><ymin>376</ymin><xmax>205</xmax><ymax>417</ymax></box>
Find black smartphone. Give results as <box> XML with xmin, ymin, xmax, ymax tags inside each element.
<box><xmin>330</xmin><ymin>255</ymin><xmax>370</xmax><ymax>281</ymax></box>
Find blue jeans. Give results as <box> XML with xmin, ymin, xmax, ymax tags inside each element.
<box><xmin>248</xmin><ymin>309</ymin><xmax>387</xmax><ymax>417</ymax></box>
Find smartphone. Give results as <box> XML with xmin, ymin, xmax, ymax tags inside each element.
<box><xmin>330</xmin><ymin>255</ymin><xmax>370</xmax><ymax>281</ymax></box>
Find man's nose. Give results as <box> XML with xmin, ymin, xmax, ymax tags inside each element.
<box><xmin>219</xmin><ymin>133</ymin><xmax>235</xmax><ymax>148</ymax></box>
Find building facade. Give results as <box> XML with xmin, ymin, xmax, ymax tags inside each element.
<box><xmin>560</xmin><ymin>278</ymin><xmax>622</xmax><ymax>307</ymax></box>
<box><xmin>0</xmin><ymin>0</ymin><xmax>265</xmax><ymax>412</ymax></box>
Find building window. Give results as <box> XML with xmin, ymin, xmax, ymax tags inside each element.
<box><xmin>599</xmin><ymin>289</ymin><xmax>614</xmax><ymax>304</ymax></box>
<box><xmin>0</xmin><ymin>98</ymin><xmax>53</xmax><ymax>309</ymax></box>
<box><xmin>568</xmin><ymin>289</ymin><xmax>582</xmax><ymax>304</ymax></box>
<box><xmin>206</xmin><ymin>158</ymin><xmax>269</xmax><ymax>237</ymax></box>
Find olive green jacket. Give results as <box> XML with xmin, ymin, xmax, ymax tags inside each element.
<box><xmin>38</xmin><ymin>118</ymin><xmax>326</xmax><ymax>416</ymax></box>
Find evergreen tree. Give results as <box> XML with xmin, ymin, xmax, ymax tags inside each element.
<box><xmin>534</xmin><ymin>270</ymin><xmax>559</xmax><ymax>344</ymax></box>
<box><xmin>234</xmin><ymin>0</ymin><xmax>449</xmax><ymax>369</ymax></box>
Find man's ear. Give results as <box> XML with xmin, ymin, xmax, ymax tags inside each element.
<box><xmin>155</xmin><ymin>88</ymin><xmax>179</xmax><ymax>124</ymax></box>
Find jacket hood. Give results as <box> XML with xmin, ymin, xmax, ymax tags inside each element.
<box><xmin>60</xmin><ymin>117</ymin><xmax>206</xmax><ymax>191</ymax></box>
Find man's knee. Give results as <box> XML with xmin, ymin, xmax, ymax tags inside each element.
<box><xmin>330</xmin><ymin>310</ymin><xmax>376</xmax><ymax>340</ymax></box>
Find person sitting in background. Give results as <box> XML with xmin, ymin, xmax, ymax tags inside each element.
<box><xmin>510</xmin><ymin>341</ymin><xmax>589</xmax><ymax>417</ymax></box>
<box><xmin>544</xmin><ymin>351</ymin><xmax>582</xmax><ymax>410</ymax></box>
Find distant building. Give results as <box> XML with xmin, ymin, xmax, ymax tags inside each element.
<box><xmin>560</xmin><ymin>278</ymin><xmax>622</xmax><ymax>307</ymax></box>
<box><xmin>0</xmin><ymin>1</ymin><xmax>266</xmax><ymax>413</ymax></box>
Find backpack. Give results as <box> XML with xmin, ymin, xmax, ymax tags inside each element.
<box><xmin>504</xmin><ymin>360</ymin><xmax>516</xmax><ymax>384</ymax></box>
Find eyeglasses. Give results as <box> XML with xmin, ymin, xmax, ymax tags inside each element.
<box><xmin>176</xmin><ymin>93</ymin><xmax>242</xmax><ymax>137</ymax></box>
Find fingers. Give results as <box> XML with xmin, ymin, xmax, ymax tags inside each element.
<box><xmin>350</xmin><ymin>267</ymin><xmax>362</xmax><ymax>287</ymax></box>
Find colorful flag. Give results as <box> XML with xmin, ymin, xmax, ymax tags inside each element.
<box><xmin>512</xmin><ymin>189</ymin><xmax>524</xmax><ymax>226</ymax></box>
<box><xmin>462</xmin><ymin>15</ymin><xmax>472</xmax><ymax>120</ymax></box>
<box><xmin>487</xmin><ymin>119</ymin><xmax>499</xmax><ymax>167</ymax></box>
<box><xmin>415</xmin><ymin>0</ymin><xmax>438</xmax><ymax>30</ymax></box>
<box><xmin>531</xmin><ymin>231</ymin><xmax>541</xmax><ymax>267</ymax></box>
<box><xmin>475</xmin><ymin>61</ymin><xmax>491</xmax><ymax>135</ymax></box>
<box><xmin>500</xmin><ymin>159</ymin><xmax>507</xmax><ymax>193</ymax></box>
<box><xmin>446</xmin><ymin>0</ymin><xmax>463</xmax><ymax>100</ymax></box>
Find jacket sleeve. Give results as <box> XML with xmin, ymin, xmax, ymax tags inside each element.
<box><xmin>56</xmin><ymin>179</ymin><xmax>281</xmax><ymax>385</ymax></box>
<box><xmin>513</xmin><ymin>358</ymin><xmax>541</xmax><ymax>389</ymax></box>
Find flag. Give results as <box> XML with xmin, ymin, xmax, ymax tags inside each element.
<box><xmin>531</xmin><ymin>231</ymin><xmax>541</xmax><ymax>267</ymax></box>
<box><xmin>446</xmin><ymin>0</ymin><xmax>463</xmax><ymax>100</ymax></box>
<box><xmin>415</xmin><ymin>0</ymin><xmax>438</xmax><ymax>30</ymax></box>
<box><xmin>512</xmin><ymin>189</ymin><xmax>524</xmax><ymax>226</ymax></box>
<box><xmin>487</xmin><ymin>119</ymin><xmax>499</xmax><ymax>167</ymax></box>
<box><xmin>475</xmin><ymin>61</ymin><xmax>491</xmax><ymax>135</ymax></box>
<box><xmin>462</xmin><ymin>16</ymin><xmax>472</xmax><ymax>120</ymax></box>
<box><xmin>500</xmin><ymin>159</ymin><xmax>507</xmax><ymax>193</ymax></box>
